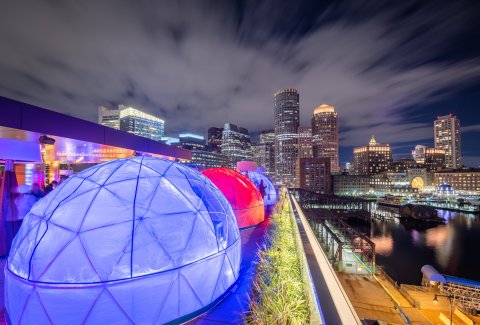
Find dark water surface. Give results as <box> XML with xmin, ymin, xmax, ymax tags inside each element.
<box><xmin>363</xmin><ymin>207</ymin><xmax>480</xmax><ymax>285</ymax></box>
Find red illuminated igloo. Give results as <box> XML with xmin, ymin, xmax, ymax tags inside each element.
<box><xmin>202</xmin><ymin>168</ymin><xmax>264</xmax><ymax>229</ymax></box>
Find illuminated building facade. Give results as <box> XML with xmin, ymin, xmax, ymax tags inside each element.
<box><xmin>435</xmin><ymin>114</ymin><xmax>461</xmax><ymax>169</ymax></box>
<box><xmin>407</xmin><ymin>168</ymin><xmax>434</xmax><ymax>190</ymax></box>
<box><xmin>412</xmin><ymin>145</ymin><xmax>446</xmax><ymax>171</ymax></box>
<box><xmin>252</xmin><ymin>143</ymin><xmax>275</xmax><ymax>178</ymax></box>
<box><xmin>187</xmin><ymin>149</ymin><xmax>228</xmax><ymax>170</ymax></box>
<box><xmin>274</xmin><ymin>88</ymin><xmax>299</xmax><ymax>186</ymax></box>
<box><xmin>434</xmin><ymin>169</ymin><xmax>480</xmax><ymax>195</ymax></box>
<box><xmin>424</xmin><ymin>148</ymin><xmax>446</xmax><ymax>171</ymax></box>
<box><xmin>298</xmin><ymin>126</ymin><xmax>313</xmax><ymax>159</ymax></box>
<box><xmin>352</xmin><ymin>135</ymin><xmax>392</xmax><ymax>175</ymax></box>
<box><xmin>333</xmin><ymin>174</ymin><xmax>371</xmax><ymax>196</ymax></box>
<box><xmin>119</xmin><ymin>106</ymin><xmax>165</xmax><ymax>141</ymax></box>
<box><xmin>221</xmin><ymin>123</ymin><xmax>252</xmax><ymax>168</ymax></box>
<box><xmin>259</xmin><ymin>129</ymin><xmax>275</xmax><ymax>145</ymax></box>
<box><xmin>391</xmin><ymin>158</ymin><xmax>417</xmax><ymax>173</ymax></box>
<box><xmin>345</xmin><ymin>162</ymin><xmax>352</xmax><ymax>173</ymax></box>
<box><xmin>311</xmin><ymin>104</ymin><xmax>339</xmax><ymax>173</ymax></box>
<box><xmin>296</xmin><ymin>158</ymin><xmax>331</xmax><ymax>194</ymax></box>
<box><xmin>179</xmin><ymin>133</ymin><xmax>205</xmax><ymax>150</ymax></box>
<box><xmin>412</xmin><ymin>145</ymin><xmax>427</xmax><ymax>164</ymax></box>
<box><xmin>207</xmin><ymin>127</ymin><xmax>223</xmax><ymax>152</ymax></box>
<box><xmin>98</xmin><ymin>106</ymin><xmax>120</xmax><ymax>129</ymax></box>
<box><xmin>370</xmin><ymin>172</ymin><xmax>414</xmax><ymax>195</ymax></box>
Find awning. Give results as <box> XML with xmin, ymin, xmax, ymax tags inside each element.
<box><xmin>421</xmin><ymin>265</ymin><xmax>447</xmax><ymax>283</ymax></box>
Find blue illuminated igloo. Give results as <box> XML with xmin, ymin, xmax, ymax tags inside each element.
<box><xmin>5</xmin><ymin>157</ymin><xmax>241</xmax><ymax>324</ymax></box>
<box><xmin>241</xmin><ymin>171</ymin><xmax>277</xmax><ymax>206</ymax></box>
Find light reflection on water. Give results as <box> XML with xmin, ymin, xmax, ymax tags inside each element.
<box><xmin>366</xmin><ymin>205</ymin><xmax>480</xmax><ymax>284</ymax></box>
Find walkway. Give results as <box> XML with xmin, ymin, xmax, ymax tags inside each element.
<box><xmin>403</xmin><ymin>285</ymin><xmax>480</xmax><ymax>325</ymax></box>
<box><xmin>188</xmin><ymin>219</ymin><xmax>270</xmax><ymax>324</ymax></box>
<box><xmin>338</xmin><ymin>273</ymin><xmax>433</xmax><ymax>324</ymax></box>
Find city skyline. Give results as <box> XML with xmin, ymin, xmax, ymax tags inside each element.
<box><xmin>0</xmin><ymin>1</ymin><xmax>479</xmax><ymax>166</ymax></box>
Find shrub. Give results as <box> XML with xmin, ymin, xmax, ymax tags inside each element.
<box><xmin>246</xmin><ymin>195</ymin><xmax>310</xmax><ymax>324</ymax></box>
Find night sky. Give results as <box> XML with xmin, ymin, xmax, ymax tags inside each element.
<box><xmin>1</xmin><ymin>1</ymin><xmax>479</xmax><ymax>167</ymax></box>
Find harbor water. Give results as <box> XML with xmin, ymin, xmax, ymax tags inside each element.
<box><xmin>364</xmin><ymin>205</ymin><xmax>480</xmax><ymax>284</ymax></box>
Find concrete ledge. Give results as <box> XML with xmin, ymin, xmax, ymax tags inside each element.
<box><xmin>290</xmin><ymin>194</ymin><xmax>362</xmax><ymax>325</ymax></box>
<box><xmin>287</xmin><ymin>194</ymin><xmax>324</xmax><ymax>324</ymax></box>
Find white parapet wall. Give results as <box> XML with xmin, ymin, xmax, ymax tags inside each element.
<box><xmin>291</xmin><ymin>194</ymin><xmax>362</xmax><ymax>325</ymax></box>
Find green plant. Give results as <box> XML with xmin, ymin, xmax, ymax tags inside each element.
<box><xmin>246</xmin><ymin>195</ymin><xmax>310</xmax><ymax>324</ymax></box>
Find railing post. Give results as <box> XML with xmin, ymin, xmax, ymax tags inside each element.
<box><xmin>338</xmin><ymin>244</ymin><xmax>343</xmax><ymax>272</ymax></box>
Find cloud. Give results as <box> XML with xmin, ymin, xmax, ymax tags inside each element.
<box><xmin>0</xmin><ymin>0</ymin><xmax>479</xmax><ymax>153</ymax></box>
<box><xmin>463</xmin><ymin>124</ymin><xmax>480</xmax><ymax>133</ymax></box>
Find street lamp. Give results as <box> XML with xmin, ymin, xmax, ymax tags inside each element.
<box><xmin>433</xmin><ymin>293</ymin><xmax>454</xmax><ymax>325</ymax></box>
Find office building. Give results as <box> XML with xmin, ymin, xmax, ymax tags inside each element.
<box><xmin>412</xmin><ymin>145</ymin><xmax>446</xmax><ymax>171</ymax></box>
<box><xmin>98</xmin><ymin>106</ymin><xmax>120</xmax><ymax>130</ymax></box>
<box><xmin>298</xmin><ymin>126</ymin><xmax>313</xmax><ymax>159</ymax></box>
<box><xmin>221</xmin><ymin>123</ymin><xmax>252</xmax><ymax>168</ymax></box>
<box><xmin>391</xmin><ymin>158</ymin><xmax>417</xmax><ymax>173</ymax></box>
<box><xmin>296</xmin><ymin>158</ymin><xmax>331</xmax><ymax>194</ymax></box>
<box><xmin>260</xmin><ymin>129</ymin><xmax>275</xmax><ymax>145</ymax></box>
<box><xmin>434</xmin><ymin>169</ymin><xmax>480</xmax><ymax>195</ymax></box>
<box><xmin>311</xmin><ymin>104</ymin><xmax>339</xmax><ymax>173</ymax></box>
<box><xmin>274</xmin><ymin>88</ymin><xmax>299</xmax><ymax>186</ymax></box>
<box><xmin>434</xmin><ymin>114</ymin><xmax>461</xmax><ymax>169</ymax></box>
<box><xmin>352</xmin><ymin>135</ymin><xmax>392</xmax><ymax>175</ymax></box>
<box><xmin>179</xmin><ymin>133</ymin><xmax>206</xmax><ymax>150</ymax></box>
<box><xmin>424</xmin><ymin>148</ymin><xmax>446</xmax><ymax>171</ymax></box>
<box><xmin>119</xmin><ymin>106</ymin><xmax>165</xmax><ymax>141</ymax></box>
<box><xmin>187</xmin><ymin>150</ymin><xmax>229</xmax><ymax>170</ymax></box>
<box><xmin>370</xmin><ymin>172</ymin><xmax>413</xmax><ymax>195</ymax></box>
<box><xmin>252</xmin><ymin>143</ymin><xmax>275</xmax><ymax>178</ymax></box>
<box><xmin>333</xmin><ymin>174</ymin><xmax>371</xmax><ymax>196</ymax></box>
<box><xmin>207</xmin><ymin>127</ymin><xmax>223</xmax><ymax>152</ymax></box>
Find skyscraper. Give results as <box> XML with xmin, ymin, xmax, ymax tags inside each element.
<box><xmin>98</xmin><ymin>106</ymin><xmax>120</xmax><ymax>129</ymax></box>
<box><xmin>221</xmin><ymin>123</ymin><xmax>252</xmax><ymax>168</ymax></box>
<box><xmin>207</xmin><ymin>127</ymin><xmax>223</xmax><ymax>152</ymax></box>
<box><xmin>119</xmin><ymin>106</ymin><xmax>165</xmax><ymax>141</ymax></box>
<box><xmin>274</xmin><ymin>88</ymin><xmax>299</xmax><ymax>186</ymax></box>
<box><xmin>434</xmin><ymin>114</ymin><xmax>461</xmax><ymax>169</ymax></box>
<box><xmin>252</xmin><ymin>143</ymin><xmax>275</xmax><ymax>178</ymax></box>
<box><xmin>253</xmin><ymin>129</ymin><xmax>275</xmax><ymax>178</ymax></box>
<box><xmin>297</xmin><ymin>126</ymin><xmax>313</xmax><ymax>159</ymax></box>
<box><xmin>352</xmin><ymin>135</ymin><xmax>392</xmax><ymax>175</ymax></box>
<box><xmin>311</xmin><ymin>104</ymin><xmax>339</xmax><ymax>173</ymax></box>
<box><xmin>259</xmin><ymin>129</ymin><xmax>275</xmax><ymax>145</ymax></box>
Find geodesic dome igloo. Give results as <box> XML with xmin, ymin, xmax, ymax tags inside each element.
<box><xmin>241</xmin><ymin>171</ymin><xmax>277</xmax><ymax>206</ymax></box>
<box><xmin>202</xmin><ymin>168</ymin><xmax>264</xmax><ymax>229</ymax></box>
<box><xmin>5</xmin><ymin>157</ymin><xmax>241</xmax><ymax>324</ymax></box>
